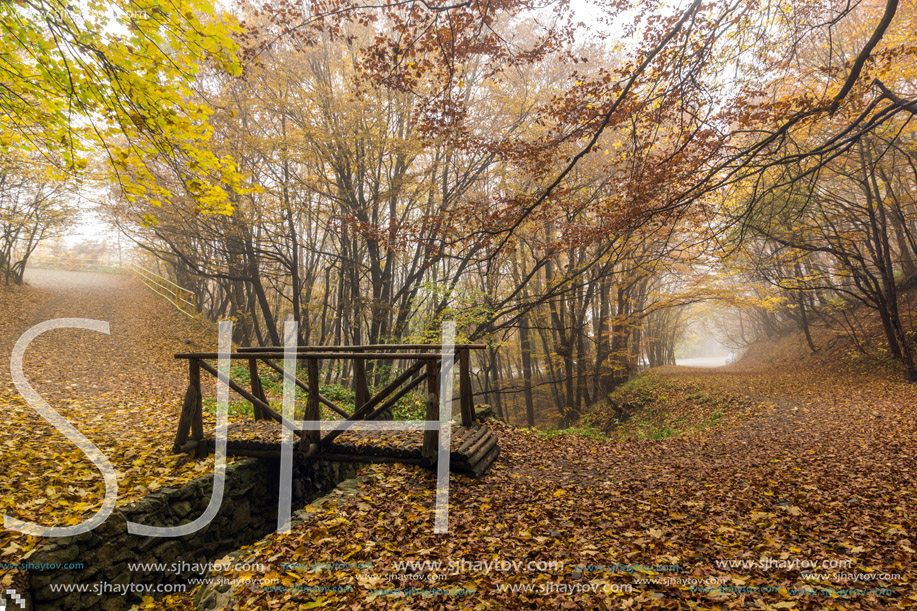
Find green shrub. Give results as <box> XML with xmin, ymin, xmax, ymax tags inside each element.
<box><xmin>202</xmin><ymin>398</ymin><xmax>254</xmax><ymax>418</ymax></box>
<box><xmin>637</xmin><ymin>423</ymin><xmax>678</xmax><ymax>440</ymax></box>
<box><xmin>531</xmin><ymin>425</ymin><xmax>611</xmax><ymax>441</ymax></box>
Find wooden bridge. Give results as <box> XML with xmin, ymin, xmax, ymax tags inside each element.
<box><xmin>171</xmin><ymin>344</ymin><xmax>500</xmax><ymax>477</ymax></box>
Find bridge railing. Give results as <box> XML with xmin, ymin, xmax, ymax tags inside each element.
<box><xmin>172</xmin><ymin>344</ymin><xmax>486</xmax><ymax>462</ymax></box>
<box><xmin>131</xmin><ymin>263</ymin><xmax>197</xmax><ymax>318</ymax></box>
<box><xmin>30</xmin><ymin>256</ymin><xmax>123</xmax><ymax>273</ymax></box>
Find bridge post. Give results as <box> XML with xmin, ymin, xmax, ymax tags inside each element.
<box><xmin>173</xmin><ymin>359</ymin><xmax>202</xmax><ymax>452</ymax></box>
<box><xmin>190</xmin><ymin>360</ymin><xmax>203</xmax><ymax>438</ymax></box>
<box><xmin>459</xmin><ymin>348</ymin><xmax>474</xmax><ymax>427</ymax></box>
<box><xmin>422</xmin><ymin>360</ymin><xmax>440</xmax><ymax>463</ymax></box>
<box><xmin>353</xmin><ymin>357</ymin><xmax>369</xmax><ymax>414</ymax></box>
<box><xmin>304</xmin><ymin>358</ymin><xmax>321</xmax><ymax>447</ymax></box>
<box><xmin>248</xmin><ymin>358</ymin><xmax>267</xmax><ymax>420</ymax></box>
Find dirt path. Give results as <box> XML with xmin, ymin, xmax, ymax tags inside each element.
<box><xmin>0</xmin><ymin>269</ymin><xmax>220</xmax><ymax>570</ymax></box>
<box><xmin>2</xmin><ymin>268</ymin><xmax>212</xmax><ymax>401</ymax></box>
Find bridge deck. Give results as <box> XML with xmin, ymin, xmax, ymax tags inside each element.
<box><xmin>195</xmin><ymin>420</ymin><xmax>500</xmax><ymax>477</ymax></box>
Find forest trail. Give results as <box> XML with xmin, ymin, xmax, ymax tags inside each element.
<box><xmin>2</xmin><ymin>268</ymin><xmax>212</xmax><ymax>402</ymax></box>
<box><xmin>2</xmin><ymin>271</ymin><xmax>915</xmax><ymax>610</ymax></box>
<box><xmin>0</xmin><ymin>269</ymin><xmax>221</xmax><ymax>570</ymax></box>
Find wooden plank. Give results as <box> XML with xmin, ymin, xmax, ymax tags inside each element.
<box><xmin>457</xmin><ymin>426</ymin><xmax>487</xmax><ymax>454</ymax></box>
<box><xmin>422</xmin><ymin>361</ymin><xmax>440</xmax><ymax>463</ymax></box>
<box><xmin>470</xmin><ymin>444</ymin><xmax>500</xmax><ymax>477</ymax></box>
<box><xmin>180</xmin><ymin>434</ymin><xmax>496</xmax><ymax>473</ymax></box>
<box><xmin>454</xmin><ymin>425</ymin><xmax>478</xmax><ymax>447</ymax></box>
<box><xmin>174</xmin><ymin>439</ymin><xmax>198</xmax><ymax>454</ymax></box>
<box><xmin>192</xmin><ymin>439</ymin><xmax>319</xmax><ymax>459</ymax></box>
<box><xmin>466</xmin><ymin>433</ymin><xmax>497</xmax><ymax>464</ymax></box>
<box><xmin>176</xmin><ymin>352</ymin><xmax>444</xmax><ymax>360</ymax></box>
<box><xmin>236</xmin><ymin>344</ymin><xmax>487</xmax><ymax>352</ymax></box>
<box><xmin>466</xmin><ymin>429</ymin><xmax>493</xmax><ymax>458</ymax></box>
<box><xmin>397</xmin><ymin>438</ymin><xmax>419</xmax><ymax>458</ymax></box>
<box><xmin>316</xmin><ymin>454</ymin><xmax>425</xmax><ymax>465</ymax></box>
<box><xmin>459</xmin><ymin>348</ymin><xmax>474</xmax><ymax>427</ymax></box>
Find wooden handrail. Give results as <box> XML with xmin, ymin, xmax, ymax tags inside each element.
<box><xmin>235</xmin><ymin>344</ymin><xmax>486</xmax><ymax>352</ymax></box>
<box><xmin>175</xmin><ymin>352</ymin><xmax>446</xmax><ymax>360</ymax></box>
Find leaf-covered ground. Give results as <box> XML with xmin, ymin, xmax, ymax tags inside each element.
<box><xmin>153</xmin><ymin>362</ymin><xmax>916</xmax><ymax>610</ymax></box>
<box><xmin>2</xmin><ymin>270</ymin><xmax>915</xmax><ymax>610</ymax></box>
<box><xmin>0</xmin><ymin>269</ymin><xmax>223</xmax><ymax>584</ymax></box>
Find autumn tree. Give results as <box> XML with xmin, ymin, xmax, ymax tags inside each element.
<box><xmin>0</xmin><ymin>0</ymin><xmax>244</xmax><ymax>211</ymax></box>
<box><xmin>0</xmin><ymin>153</ymin><xmax>76</xmax><ymax>284</ymax></box>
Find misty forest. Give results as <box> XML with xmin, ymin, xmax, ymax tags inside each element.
<box><xmin>1</xmin><ymin>0</ymin><xmax>916</xmax><ymax>609</ymax></box>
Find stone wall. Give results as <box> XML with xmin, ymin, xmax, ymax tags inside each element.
<box><xmin>24</xmin><ymin>457</ymin><xmax>358</xmax><ymax>611</ymax></box>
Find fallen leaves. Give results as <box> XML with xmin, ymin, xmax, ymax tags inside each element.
<box><xmin>0</xmin><ymin>270</ymin><xmax>226</xmax><ymax>580</ymax></box>
<box><xmin>2</xmin><ymin>270</ymin><xmax>916</xmax><ymax>610</ymax></box>
<box><xmin>166</xmin><ymin>361</ymin><xmax>917</xmax><ymax>610</ymax></box>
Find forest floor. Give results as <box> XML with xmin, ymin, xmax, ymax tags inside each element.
<box><xmin>1</xmin><ymin>270</ymin><xmax>915</xmax><ymax>610</ymax></box>
<box><xmin>0</xmin><ymin>269</ymin><xmax>222</xmax><ymax>581</ymax></box>
<box><xmin>146</xmin><ymin>324</ymin><xmax>915</xmax><ymax>611</ymax></box>
<box><xmin>159</xmin><ymin>362</ymin><xmax>913</xmax><ymax>611</ymax></box>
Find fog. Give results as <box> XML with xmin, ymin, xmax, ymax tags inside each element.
<box><xmin>674</xmin><ymin>318</ymin><xmax>735</xmax><ymax>368</ymax></box>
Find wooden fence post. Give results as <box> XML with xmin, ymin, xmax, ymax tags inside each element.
<box><xmin>173</xmin><ymin>359</ymin><xmax>201</xmax><ymax>452</ymax></box>
<box><xmin>459</xmin><ymin>348</ymin><xmax>474</xmax><ymax>427</ymax></box>
<box><xmin>353</xmin><ymin>357</ymin><xmax>369</xmax><ymax>414</ymax></box>
<box><xmin>248</xmin><ymin>358</ymin><xmax>267</xmax><ymax>420</ymax></box>
<box><xmin>190</xmin><ymin>360</ymin><xmax>203</xmax><ymax>437</ymax></box>
<box><xmin>305</xmin><ymin>358</ymin><xmax>321</xmax><ymax>447</ymax></box>
<box><xmin>189</xmin><ymin>359</ymin><xmax>205</xmax><ymax>457</ymax></box>
<box><xmin>422</xmin><ymin>360</ymin><xmax>440</xmax><ymax>463</ymax></box>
